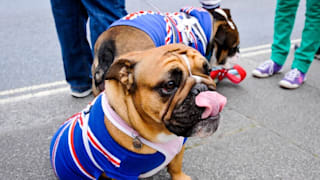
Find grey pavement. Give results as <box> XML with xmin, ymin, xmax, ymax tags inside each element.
<box><xmin>1</xmin><ymin>0</ymin><xmax>319</xmax><ymax>180</ymax></box>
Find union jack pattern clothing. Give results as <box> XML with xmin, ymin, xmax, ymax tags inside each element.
<box><xmin>50</xmin><ymin>93</ymin><xmax>186</xmax><ymax>180</ymax></box>
<box><xmin>109</xmin><ymin>7</ymin><xmax>212</xmax><ymax>56</ymax></box>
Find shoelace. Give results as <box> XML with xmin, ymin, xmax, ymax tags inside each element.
<box><xmin>284</xmin><ymin>69</ymin><xmax>300</xmax><ymax>81</ymax></box>
<box><xmin>259</xmin><ymin>60</ymin><xmax>273</xmax><ymax>70</ymax></box>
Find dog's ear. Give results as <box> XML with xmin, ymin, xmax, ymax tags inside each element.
<box><xmin>214</xmin><ymin>26</ymin><xmax>226</xmax><ymax>45</ymax></box>
<box><xmin>105</xmin><ymin>57</ymin><xmax>137</xmax><ymax>93</ymax></box>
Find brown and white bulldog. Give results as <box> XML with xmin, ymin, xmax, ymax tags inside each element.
<box><xmin>50</xmin><ymin>44</ymin><xmax>227</xmax><ymax>180</ymax></box>
<box><xmin>92</xmin><ymin>7</ymin><xmax>240</xmax><ymax>96</ymax></box>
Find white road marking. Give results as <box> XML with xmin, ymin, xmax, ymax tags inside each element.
<box><xmin>241</xmin><ymin>48</ymin><xmax>272</xmax><ymax>58</ymax></box>
<box><xmin>0</xmin><ymin>39</ymin><xmax>301</xmax><ymax>104</ymax></box>
<box><xmin>0</xmin><ymin>80</ymin><xmax>67</xmax><ymax>96</ymax></box>
<box><xmin>240</xmin><ymin>39</ymin><xmax>301</xmax><ymax>53</ymax></box>
<box><xmin>0</xmin><ymin>87</ymin><xmax>69</xmax><ymax>104</ymax></box>
<box><xmin>240</xmin><ymin>39</ymin><xmax>301</xmax><ymax>58</ymax></box>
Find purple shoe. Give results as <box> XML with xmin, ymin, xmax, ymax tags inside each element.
<box><xmin>252</xmin><ymin>60</ymin><xmax>282</xmax><ymax>78</ymax></box>
<box><xmin>279</xmin><ymin>68</ymin><xmax>306</xmax><ymax>89</ymax></box>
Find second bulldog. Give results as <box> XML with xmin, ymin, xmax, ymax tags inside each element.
<box><xmin>92</xmin><ymin>6</ymin><xmax>240</xmax><ymax>96</ymax></box>
<box><xmin>50</xmin><ymin>44</ymin><xmax>227</xmax><ymax>180</ymax></box>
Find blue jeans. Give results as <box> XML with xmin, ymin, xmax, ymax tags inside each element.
<box><xmin>50</xmin><ymin>0</ymin><xmax>127</xmax><ymax>91</ymax></box>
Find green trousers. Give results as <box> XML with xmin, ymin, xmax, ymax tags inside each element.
<box><xmin>271</xmin><ymin>0</ymin><xmax>320</xmax><ymax>73</ymax></box>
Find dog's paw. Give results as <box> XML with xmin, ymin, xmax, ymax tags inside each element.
<box><xmin>171</xmin><ymin>173</ymin><xmax>192</xmax><ymax>180</ymax></box>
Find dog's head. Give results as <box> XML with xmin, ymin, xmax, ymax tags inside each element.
<box><xmin>105</xmin><ymin>44</ymin><xmax>226</xmax><ymax>141</ymax></box>
<box><xmin>207</xmin><ymin>8</ymin><xmax>240</xmax><ymax>67</ymax></box>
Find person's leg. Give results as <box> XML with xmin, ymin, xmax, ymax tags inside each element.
<box><xmin>279</xmin><ymin>0</ymin><xmax>320</xmax><ymax>89</ymax></box>
<box><xmin>292</xmin><ymin>0</ymin><xmax>320</xmax><ymax>72</ymax></box>
<box><xmin>252</xmin><ymin>0</ymin><xmax>300</xmax><ymax>78</ymax></box>
<box><xmin>271</xmin><ymin>0</ymin><xmax>300</xmax><ymax>66</ymax></box>
<box><xmin>50</xmin><ymin>0</ymin><xmax>93</xmax><ymax>94</ymax></box>
<box><xmin>81</xmin><ymin>0</ymin><xmax>127</xmax><ymax>50</ymax></box>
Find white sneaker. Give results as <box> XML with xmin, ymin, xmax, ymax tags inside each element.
<box><xmin>71</xmin><ymin>88</ymin><xmax>92</xmax><ymax>98</ymax></box>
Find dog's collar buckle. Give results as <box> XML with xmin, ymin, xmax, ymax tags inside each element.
<box><xmin>133</xmin><ymin>135</ymin><xmax>143</xmax><ymax>149</ymax></box>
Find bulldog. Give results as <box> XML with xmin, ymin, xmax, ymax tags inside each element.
<box><xmin>50</xmin><ymin>44</ymin><xmax>227</xmax><ymax>180</ymax></box>
<box><xmin>92</xmin><ymin>7</ymin><xmax>240</xmax><ymax>96</ymax></box>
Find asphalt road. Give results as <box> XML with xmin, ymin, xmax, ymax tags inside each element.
<box><xmin>1</xmin><ymin>0</ymin><xmax>320</xmax><ymax>180</ymax></box>
<box><xmin>0</xmin><ymin>0</ymin><xmax>306</xmax><ymax>91</ymax></box>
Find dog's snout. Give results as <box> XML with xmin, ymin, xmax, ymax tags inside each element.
<box><xmin>191</xmin><ymin>83</ymin><xmax>209</xmax><ymax>96</ymax></box>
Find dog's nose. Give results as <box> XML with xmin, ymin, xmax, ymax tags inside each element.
<box><xmin>190</xmin><ymin>83</ymin><xmax>209</xmax><ymax>96</ymax></box>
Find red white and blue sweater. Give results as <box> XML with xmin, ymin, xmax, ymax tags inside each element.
<box><xmin>109</xmin><ymin>7</ymin><xmax>212</xmax><ymax>56</ymax></box>
<box><xmin>50</xmin><ymin>93</ymin><xmax>186</xmax><ymax>180</ymax></box>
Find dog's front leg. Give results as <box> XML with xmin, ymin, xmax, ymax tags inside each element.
<box><xmin>167</xmin><ymin>145</ymin><xmax>192</xmax><ymax>180</ymax></box>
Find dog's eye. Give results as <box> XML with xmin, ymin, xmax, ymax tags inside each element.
<box><xmin>163</xmin><ymin>80</ymin><xmax>176</xmax><ymax>91</ymax></box>
<box><xmin>156</xmin><ymin>68</ymin><xmax>182</xmax><ymax>97</ymax></box>
<box><xmin>161</xmin><ymin>80</ymin><xmax>177</xmax><ymax>96</ymax></box>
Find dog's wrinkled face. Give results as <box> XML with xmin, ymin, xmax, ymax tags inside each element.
<box><xmin>208</xmin><ymin>8</ymin><xmax>240</xmax><ymax>67</ymax></box>
<box><xmin>166</xmin><ymin>83</ymin><xmax>226</xmax><ymax>137</ymax></box>
<box><xmin>106</xmin><ymin>44</ymin><xmax>226</xmax><ymax>139</ymax></box>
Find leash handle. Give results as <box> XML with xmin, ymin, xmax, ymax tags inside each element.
<box><xmin>210</xmin><ymin>64</ymin><xmax>246</xmax><ymax>84</ymax></box>
<box><xmin>210</xmin><ymin>67</ymin><xmax>226</xmax><ymax>81</ymax></box>
<box><xmin>225</xmin><ymin>64</ymin><xmax>246</xmax><ymax>84</ymax></box>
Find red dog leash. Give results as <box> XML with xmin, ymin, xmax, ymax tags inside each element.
<box><xmin>210</xmin><ymin>64</ymin><xmax>247</xmax><ymax>84</ymax></box>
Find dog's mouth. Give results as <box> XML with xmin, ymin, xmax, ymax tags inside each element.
<box><xmin>190</xmin><ymin>114</ymin><xmax>220</xmax><ymax>137</ymax></box>
<box><xmin>165</xmin><ymin>84</ymin><xmax>226</xmax><ymax>137</ymax></box>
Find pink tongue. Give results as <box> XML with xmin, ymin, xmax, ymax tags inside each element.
<box><xmin>195</xmin><ymin>91</ymin><xmax>227</xmax><ymax>119</ymax></box>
